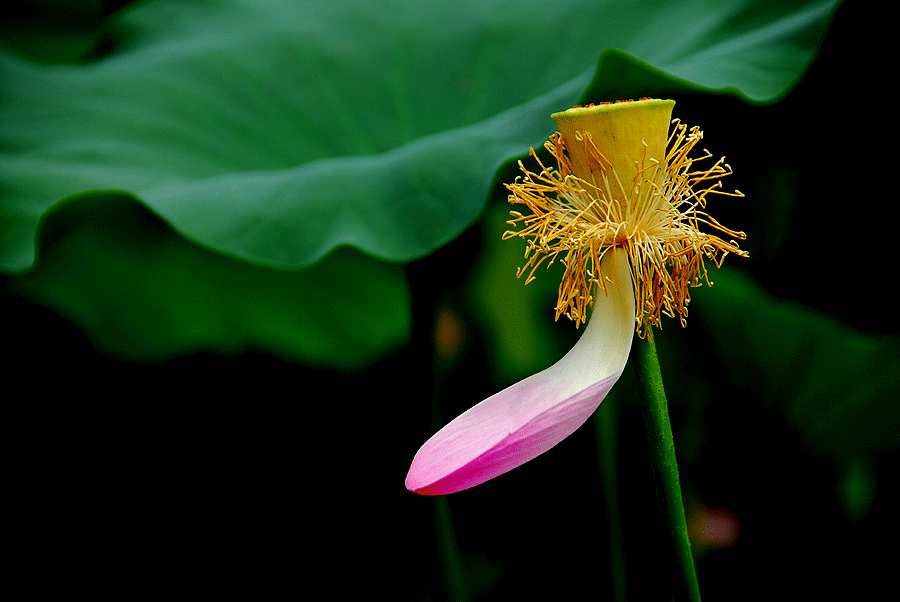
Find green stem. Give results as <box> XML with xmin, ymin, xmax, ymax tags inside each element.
<box><xmin>632</xmin><ymin>331</ymin><xmax>701</xmax><ymax>602</ymax></box>
<box><xmin>430</xmin><ymin>312</ymin><xmax>469</xmax><ymax>602</ymax></box>
<box><xmin>594</xmin><ymin>397</ymin><xmax>627</xmax><ymax>602</ymax></box>
<box><xmin>433</xmin><ymin>496</ymin><xmax>470</xmax><ymax>602</ymax></box>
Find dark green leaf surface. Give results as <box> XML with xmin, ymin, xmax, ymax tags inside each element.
<box><xmin>7</xmin><ymin>194</ymin><xmax>409</xmax><ymax>369</ymax></box>
<box><xmin>695</xmin><ymin>268</ymin><xmax>900</xmax><ymax>456</ymax></box>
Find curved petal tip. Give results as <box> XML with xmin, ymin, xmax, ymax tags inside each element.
<box><xmin>406</xmin><ymin>373</ymin><xmax>622</xmax><ymax>495</ymax></box>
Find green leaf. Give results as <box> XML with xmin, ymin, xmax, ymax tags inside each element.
<box><xmin>7</xmin><ymin>194</ymin><xmax>409</xmax><ymax>369</ymax></box>
<box><xmin>694</xmin><ymin>267</ymin><xmax>900</xmax><ymax>456</ymax></box>
<box><xmin>1</xmin><ymin>0</ymin><xmax>840</xmax><ymax>272</ymax></box>
<box><xmin>0</xmin><ymin>0</ymin><xmax>840</xmax><ymax>365</ymax></box>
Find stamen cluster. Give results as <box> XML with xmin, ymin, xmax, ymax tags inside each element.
<box><xmin>503</xmin><ymin>119</ymin><xmax>747</xmax><ymax>338</ymax></box>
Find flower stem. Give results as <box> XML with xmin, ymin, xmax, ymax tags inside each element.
<box><xmin>632</xmin><ymin>331</ymin><xmax>701</xmax><ymax>602</ymax></box>
<box><xmin>433</xmin><ymin>496</ymin><xmax>470</xmax><ymax>602</ymax></box>
<box><xmin>594</xmin><ymin>397</ymin><xmax>627</xmax><ymax>602</ymax></box>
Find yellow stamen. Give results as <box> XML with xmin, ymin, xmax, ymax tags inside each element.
<box><xmin>503</xmin><ymin>99</ymin><xmax>747</xmax><ymax>339</ymax></box>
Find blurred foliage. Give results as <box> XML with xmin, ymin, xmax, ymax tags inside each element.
<box><xmin>8</xmin><ymin>193</ymin><xmax>409</xmax><ymax>368</ymax></box>
<box><xmin>0</xmin><ymin>1</ymin><xmax>107</xmax><ymax>62</ymax></box>
<box><xmin>695</xmin><ymin>267</ymin><xmax>900</xmax><ymax>457</ymax></box>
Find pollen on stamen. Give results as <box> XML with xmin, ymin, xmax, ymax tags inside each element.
<box><xmin>503</xmin><ymin>107</ymin><xmax>747</xmax><ymax>339</ymax></box>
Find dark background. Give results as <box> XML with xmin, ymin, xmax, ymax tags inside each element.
<box><xmin>4</xmin><ymin>1</ymin><xmax>895</xmax><ymax>600</ymax></box>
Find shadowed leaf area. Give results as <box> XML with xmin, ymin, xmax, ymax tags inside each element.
<box><xmin>8</xmin><ymin>193</ymin><xmax>409</xmax><ymax>368</ymax></box>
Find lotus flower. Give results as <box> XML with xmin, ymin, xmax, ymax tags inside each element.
<box><xmin>406</xmin><ymin>99</ymin><xmax>746</xmax><ymax>495</ymax></box>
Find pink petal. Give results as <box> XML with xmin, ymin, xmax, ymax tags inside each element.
<box><xmin>406</xmin><ymin>249</ymin><xmax>636</xmax><ymax>495</ymax></box>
